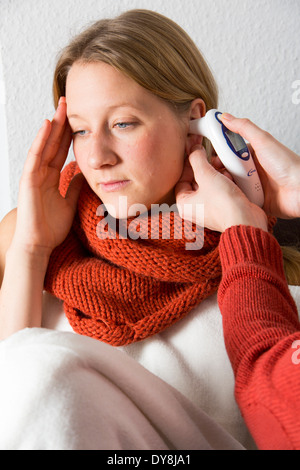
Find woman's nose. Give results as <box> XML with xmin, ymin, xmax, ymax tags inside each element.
<box><xmin>87</xmin><ymin>135</ymin><xmax>119</xmax><ymax>169</ymax></box>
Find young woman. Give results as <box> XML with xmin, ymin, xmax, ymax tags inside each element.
<box><xmin>0</xmin><ymin>9</ymin><xmax>299</xmax><ymax>450</ymax></box>
<box><xmin>0</xmin><ymin>9</ymin><xmax>222</xmax><ymax>342</ymax></box>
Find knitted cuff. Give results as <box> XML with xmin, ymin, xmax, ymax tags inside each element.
<box><xmin>219</xmin><ymin>225</ymin><xmax>285</xmax><ymax>279</ymax></box>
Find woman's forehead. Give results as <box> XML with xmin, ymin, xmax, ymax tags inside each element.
<box><xmin>66</xmin><ymin>61</ymin><xmax>171</xmax><ymax>119</ymax></box>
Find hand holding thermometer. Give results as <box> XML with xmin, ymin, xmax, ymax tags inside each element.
<box><xmin>189</xmin><ymin>109</ymin><xmax>264</xmax><ymax>207</ymax></box>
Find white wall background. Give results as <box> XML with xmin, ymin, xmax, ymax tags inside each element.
<box><xmin>1</xmin><ymin>0</ymin><xmax>300</xmax><ymax>221</ymax></box>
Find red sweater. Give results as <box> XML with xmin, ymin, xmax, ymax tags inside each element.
<box><xmin>218</xmin><ymin>225</ymin><xmax>300</xmax><ymax>450</ymax></box>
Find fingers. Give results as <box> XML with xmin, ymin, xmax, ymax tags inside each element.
<box><xmin>211</xmin><ymin>155</ymin><xmax>234</xmax><ymax>181</ymax></box>
<box><xmin>175</xmin><ymin>146</ymin><xmax>215</xmax><ymax>200</ymax></box>
<box><xmin>221</xmin><ymin>113</ymin><xmax>270</xmax><ymax>148</ymax></box>
<box><xmin>220</xmin><ymin>113</ymin><xmax>276</xmax><ymax>181</ymax></box>
<box><xmin>188</xmin><ymin>145</ymin><xmax>216</xmax><ymax>182</ymax></box>
<box><xmin>25</xmin><ymin>97</ymin><xmax>71</xmax><ymax>177</ymax></box>
<box><xmin>221</xmin><ymin>113</ymin><xmax>300</xmax><ymax>176</ymax></box>
<box><xmin>175</xmin><ymin>147</ymin><xmax>204</xmax><ymax>198</ymax></box>
<box><xmin>49</xmin><ymin>122</ymin><xmax>72</xmax><ymax>171</ymax></box>
<box><xmin>65</xmin><ymin>172</ymin><xmax>85</xmax><ymax>210</ymax></box>
<box><xmin>175</xmin><ymin>158</ymin><xmax>195</xmax><ymax>197</ymax></box>
<box><xmin>24</xmin><ymin>120</ymin><xmax>52</xmax><ymax>174</ymax></box>
<box><xmin>41</xmin><ymin>97</ymin><xmax>68</xmax><ymax>166</ymax></box>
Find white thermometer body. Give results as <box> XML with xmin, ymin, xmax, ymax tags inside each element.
<box><xmin>189</xmin><ymin>109</ymin><xmax>264</xmax><ymax>207</ymax></box>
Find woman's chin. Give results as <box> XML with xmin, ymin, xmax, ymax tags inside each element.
<box><xmin>100</xmin><ymin>199</ymin><xmax>150</xmax><ymax>220</ymax></box>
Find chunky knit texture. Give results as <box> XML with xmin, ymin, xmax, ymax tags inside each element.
<box><xmin>218</xmin><ymin>226</ymin><xmax>300</xmax><ymax>450</ymax></box>
<box><xmin>44</xmin><ymin>162</ymin><xmax>222</xmax><ymax>346</ymax></box>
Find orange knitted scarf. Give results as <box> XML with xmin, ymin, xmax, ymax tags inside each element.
<box><xmin>44</xmin><ymin>162</ymin><xmax>222</xmax><ymax>346</ymax></box>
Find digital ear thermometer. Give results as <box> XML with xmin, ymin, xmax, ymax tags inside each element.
<box><xmin>189</xmin><ymin>109</ymin><xmax>264</xmax><ymax>207</ymax></box>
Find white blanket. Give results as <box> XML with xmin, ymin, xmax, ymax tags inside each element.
<box><xmin>0</xmin><ymin>328</ymin><xmax>244</xmax><ymax>450</ymax></box>
<box><xmin>42</xmin><ymin>291</ymin><xmax>255</xmax><ymax>446</ymax></box>
<box><xmin>0</xmin><ymin>285</ymin><xmax>298</xmax><ymax>450</ymax></box>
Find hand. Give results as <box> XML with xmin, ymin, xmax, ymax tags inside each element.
<box><xmin>175</xmin><ymin>145</ymin><xmax>268</xmax><ymax>233</ymax></box>
<box><xmin>12</xmin><ymin>97</ymin><xmax>84</xmax><ymax>257</ymax></box>
<box><xmin>221</xmin><ymin>114</ymin><xmax>300</xmax><ymax>219</ymax></box>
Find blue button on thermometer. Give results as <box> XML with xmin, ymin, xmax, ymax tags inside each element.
<box><xmin>189</xmin><ymin>110</ymin><xmax>264</xmax><ymax>207</ymax></box>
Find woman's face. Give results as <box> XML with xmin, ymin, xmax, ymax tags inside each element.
<box><xmin>66</xmin><ymin>61</ymin><xmax>189</xmax><ymax>218</ymax></box>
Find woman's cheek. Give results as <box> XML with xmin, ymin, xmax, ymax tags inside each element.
<box><xmin>72</xmin><ymin>142</ymin><xmax>87</xmax><ymax>171</ymax></box>
<box><xmin>126</xmin><ymin>135</ymin><xmax>156</xmax><ymax>172</ymax></box>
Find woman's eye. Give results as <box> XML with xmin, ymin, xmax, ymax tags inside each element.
<box><xmin>114</xmin><ymin>122</ymin><xmax>134</xmax><ymax>129</ymax></box>
<box><xmin>72</xmin><ymin>130</ymin><xmax>87</xmax><ymax>136</ymax></box>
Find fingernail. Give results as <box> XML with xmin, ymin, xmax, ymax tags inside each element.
<box><xmin>221</xmin><ymin>113</ymin><xmax>234</xmax><ymax>121</ymax></box>
<box><xmin>58</xmin><ymin>96</ymin><xmax>66</xmax><ymax>106</ymax></box>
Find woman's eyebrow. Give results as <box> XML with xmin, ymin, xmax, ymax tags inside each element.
<box><xmin>108</xmin><ymin>102</ymin><xmax>139</xmax><ymax>110</ymax></box>
<box><xmin>68</xmin><ymin>102</ymin><xmax>144</xmax><ymax>121</ymax></box>
<box><xmin>68</xmin><ymin>113</ymin><xmax>84</xmax><ymax>120</ymax></box>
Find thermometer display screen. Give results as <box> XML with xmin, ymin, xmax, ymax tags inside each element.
<box><xmin>224</xmin><ymin>129</ymin><xmax>247</xmax><ymax>152</ymax></box>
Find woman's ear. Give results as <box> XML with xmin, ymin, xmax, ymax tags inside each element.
<box><xmin>185</xmin><ymin>99</ymin><xmax>206</xmax><ymax>156</ymax></box>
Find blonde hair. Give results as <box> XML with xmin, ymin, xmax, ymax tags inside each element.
<box><xmin>282</xmin><ymin>246</ymin><xmax>300</xmax><ymax>286</ymax></box>
<box><xmin>53</xmin><ymin>8</ymin><xmax>218</xmax><ymax>157</ymax></box>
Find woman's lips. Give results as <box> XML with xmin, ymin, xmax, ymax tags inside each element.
<box><xmin>100</xmin><ymin>180</ymin><xmax>131</xmax><ymax>192</ymax></box>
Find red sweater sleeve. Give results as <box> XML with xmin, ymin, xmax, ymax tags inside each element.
<box><xmin>218</xmin><ymin>225</ymin><xmax>300</xmax><ymax>450</ymax></box>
